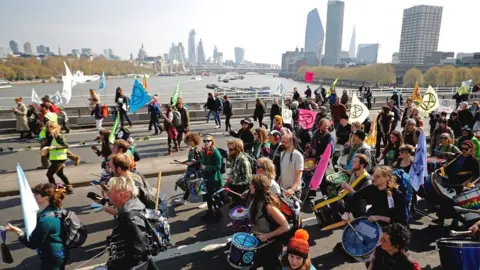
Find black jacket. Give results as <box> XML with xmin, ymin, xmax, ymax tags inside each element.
<box><xmin>230</xmin><ymin>127</ymin><xmax>255</xmax><ymax>153</ymax></box>
<box><xmin>106</xmin><ymin>198</ymin><xmax>154</xmax><ymax>270</ymax></box>
<box><xmin>458</xmin><ymin>109</ymin><xmax>474</xmax><ymax>128</ymax></box>
<box><xmin>204</xmin><ymin>97</ymin><xmax>215</xmax><ymax>110</ymax></box>
<box><xmin>223</xmin><ymin>100</ymin><xmax>233</xmax><ymax>116</ymax></box>
<box><xmin>270</xmin><ymin>104</ymin><xmax>281</xmax><ymax>119</ymax></box>
<box><xmin>253</xmin><ymin>103</ymin><xmax>266</xmax><ymax>119</ymax></box>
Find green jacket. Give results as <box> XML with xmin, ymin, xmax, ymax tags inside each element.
<box><xmin>229</xmin><ymin>152</ymin><xmax>252</xmax><ymax>186</ymax></box>
<box><xmin>456</xmin><ymin>136</ymin><xmax>480</xmax><ymax>160</ymax></box>
<box><xmin>202</xmin><ymin>148</ymin><xmax>224</xmax><ymax>191</ymax></box>
<box><xmin>19</xmin><ymin>205</ymin><xmax>65</xmax><ymax>268</ymax></box>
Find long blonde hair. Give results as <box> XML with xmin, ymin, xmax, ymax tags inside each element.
<box><xmin>47</xmin><ymin>121</ymin><xmax>62</xmax><ymax>138</ymax></box>
<box><xmin>374</xmin><ymin>166</ymin><xmax>399</xmax><ymax>195</ymax></box>
<box><xmin>257</xmin><ymin>157</ymin><xmax>276</xmax><ymax>180</ymax></box>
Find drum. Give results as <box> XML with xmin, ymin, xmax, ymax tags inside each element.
<box><xmin>228</xmin><ymin>233</ymin><xmax>259</xmax><ymax>269</ymax></box>
<box><xmin>229</xmin><ymin>206</ymin><xmax>251</xmax><ymax>233</ymax></box>
<box><xmin>188</xmin><ymin>176</ymin><xmax>207</xmax><ymax>196</ymax></box>
<box><xmin>424</xmin><ymin>173</ymin><xmax>457</xmax><ymax>205</ymax></box>
<box><xmin>333</xmin><ymin>144</ymin><xmax>344</xmax><ymax>157</ymax></box>
<box><xmin>211</xmin><ymin>189</ymin><xmax>230</xmax><ymax>210</ymax></box>
<box><xmin>310</xmin><ymin>197</ymin><xmax>343</xmax><ymax>229</ymax></box>
<box><xmin>454</xmin><ymin>188</ymin><xmax>480</xmax><ymax>210</ymax></box>
<box><xmin>436</xmin><ymin>238</ymin><xmax>480</xmax><ymax>270</ymax></box>
<box><xmin>342</xmin><ymin>217</ymin><xmax>382</xmax><ymax>262</ymax></box>
<box><xmin>174</xmin><ymin>174</ymin><xmax>188</xmax><ymax>192</ymax></box>
<box><xmin>427</xmin><ymin>157</ymin><xmax>446</xmax><ymax>174</ymax></box>
<box><xmin>304</xmin><ymin>158</ymin><xmax>317</xmax><ymax>172</ymax></box>
<box><xmin>337</xmin><ymin>154</ymin><xmax>348</xmax><ymax>169</ymax></box>
<box><xmin>325</xmin><ymin>172</ymin><xmax>350</xmax><ymax>198</ymax></box>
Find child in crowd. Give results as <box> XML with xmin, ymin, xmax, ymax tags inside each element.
<box><xmin>281</xmin><ymin>229</ymin><xmax>317</xmax><ymax>270</ymax></box>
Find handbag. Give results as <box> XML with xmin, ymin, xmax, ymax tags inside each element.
<box><xmin>1</xmin><ymin>229</ymin><xmax>13</xmax><ymax>264</ymax></box>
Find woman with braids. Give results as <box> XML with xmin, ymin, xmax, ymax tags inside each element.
<box><xmin>4</xmin><ymin>183</ymin><xmax>68</xmax><ymax>270</ymax></box>
<box><xmin>343</xmin><ymin>166</ymin><xmax>407</xmax><ymax>225</ymax></box>
<box><xmin>368</xmin><ymin>223</ymin><xmax>421</xmax><ymax>270</ymax></box>
<box><xmin>378</xmin><ymin>130</ymin><xmax>403</xmax><ymax>166</ymax></box>
<box><xmin>248</xmin><ymin>174</ymin><xmax>289</xmax><ymax>270</ymax></box>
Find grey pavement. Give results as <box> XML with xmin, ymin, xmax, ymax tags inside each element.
<box><xmin>0</xmin><ymin>175</ymin><xmax>443</xmax><ymax>270</ymax></box>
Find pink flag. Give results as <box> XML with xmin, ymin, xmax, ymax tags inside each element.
<box><xmin>298</xmin><ymin>109</ymin><xmax>318</xmax><ymax>130</ymax></box>
<box><xmin>309</xmin><ymin>143</ymin><xmax>332</xmax><ymax>190</ymax></box>
<box><xmin>304</xmin><ymin>72</ymin><xmax>315</xmax><ymax>83</ymax></box>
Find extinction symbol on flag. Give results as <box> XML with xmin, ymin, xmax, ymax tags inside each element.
<box><xmin>298</xmin><ymin>109</ymin><xmax>318</xmax><ymax>130</ymax></box>
<box><xmin>349</xmin><ymin>95</ymin><xmax>369</xmax><ymax>124</ymax></box>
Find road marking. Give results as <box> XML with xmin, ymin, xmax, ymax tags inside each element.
<box><xmin>75</xmin><ymin>216</ymin><xmax>317</xmax><ymax>270</ymax></box>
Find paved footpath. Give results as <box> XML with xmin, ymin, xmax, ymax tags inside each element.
<box><xmin>0</xmin><ymin>174</ymin><xmax>444</xmax><ymax>270</ymax></box>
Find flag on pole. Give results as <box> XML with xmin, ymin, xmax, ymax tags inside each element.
<box><xmin>31</xmin><ymin>89</ymin><xmax>41</xmax><ymax>104</ymax></box>
<box><xmin>462</xmin><ymin>79</ymin><xmax>473</xmax><ymax>89</ymax></box>
<box><xmin>17</xmin><ymin>163</ymin><xmax>39</xmax><ymax>238</ymax></box>
<box><xmin>281</xmin><ymin>99</ymin><xmax>293</xmax><ymax>126</ymax></box>
<box><xmin>309</xmin><ymin>143</ymin><xmax>332</xmax><ymax>190</ymax></box>
<box><xmin>326</xmin><ymin>78</ymin><xmax>338</xmax><ymax>98</ymax></box>
<box><xmin>171</xmin><ymin>81</ymin><xmax>180</xmax><ymax>106</ymax></box>
<box><xmin>109</xmin><ymin>112</ymin><xmax>120</xmax><ymax>144</ymax></box>
<box><xmin>276</xmin><ymin>81</ymin><xmax>286</xmax><ymax>95</ymax></box>
<box><xmin>409</xmin><ymin>131</ymin><xmax>428</xmax><ymax>191</ymax></box>
<box><xmin>412</xmin><ymin>81</ymin><xmax>422</xmax><ymax>104</ymax></box>
<box><xmin>418</xmin><ymin>85</ymin><xmax>440</xmax><ymax>114</ymax></box>
<box><xmin>298</xmin><ymin>109</ymin><xmax>318</xmax><ymax>129</ymax></box>
<box><xmin>129</xmin><ymin>79</ymin><xmax>152</xmax><ymax>113</ymax></box>
<box><xmin>142</xmin><ymin>74</ymin><xmax>148</xmax><ymax>90</ymax></box>
<box><xmin>98</xmin><ymin>72</ymin><xmax>106</xmax><ymax>92</ymax></box>
<box><xmin>364</xmin><ymin>115</ymin><xmax>377</xmax><ymax>147</ymax></box>
<box><xmin>349</xmin><ymin>95</ymin><xmax>369</xmax><ymax>124</ymax></box>
<box><xmin>304</xmin><ymin>72</ymin><xmax>315</xmax><ymax>83</ymax></box>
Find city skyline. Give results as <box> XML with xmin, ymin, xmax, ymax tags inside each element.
<box><xmin>323</xmin><ymin>0</ymin><xmax>345</xmax><ymax>66</ymax></box>
<box><xmin>304</xmin><ymin>8</ymin><xmax>324</xmax><ymax>65</ymax></box>
<box><xmin>0</xmin><ymin>0</ymin><xmax>479</xmax><ymax>64</ymax></box>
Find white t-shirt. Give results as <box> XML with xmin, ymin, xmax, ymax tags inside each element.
<box><xmin>279</xmin><ymin>149</ymin><xmax>304</xmax><ymax>191</ymax></box>
<box><xmin>270</xmin><ymin>179</ymin><xmax>281</xmax><ymax>195</ymax></box>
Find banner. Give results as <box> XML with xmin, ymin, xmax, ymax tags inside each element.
<box><xmin>409</xmin><ymin>131</ymin><xmax>428</xmax><ymax>191</ymax></box>
<box><xmin>281</xmin><ymin>99</ymin><xmax>292</xmax><ymax>125</ymax></box>
<box><xmin>364</xmin><ymin>115</ymin><xmax>377</xmax><ymax>147</ymax></box>
<box><xmin>50</xmin><ymin>91</ymin><xmax>63</xmax><ymax>105</ymax></box>
<box><xmin>436</xmin><ymin>99</ymin><xmax>456</xmax><ymax>114</ymax></box>
<box><xmin>31</xmin><ymin>89</ymin><xmax>41</xmax><ymax>104</ymax></box>
<box><xmin>109</xmin><ymin>112</ymin><xmax>120</xmax><ymax>144</ymax></box>
<box><xmin>412</xmin><ymin>81</ymin><xmax>422</xmax><ymax>104</ymax></box>
<box><xmin>129</xmin><ymin>79</ymin><xmax>152</xmax><ymax>113</ymax></box>
<box><xmin>309</xmin><ymin>143</ymin><xmax>332</xmax><ymax>190</ymax></box>
<box><xmin>326</xmin><ymin>78</ymin><xmax>338</xmax><ymax>98</ymax></box>
<box><xmin>17</xmin><ymin>163</ymin><xmax>39</xmax><ymax>238</ymax></box>
<box><xmin>418</xmin><ymin>85</ymin><xmax>439</xmax><ymax>114</ymax></box>
<box><xmin>142</xmin><ymin>74</ymin><xmax>148</xmax><ymax>90</ymax></box>
<box><xmin>171</xmin><ymin>81</ymin><xmax>180</xmax><ymax>106</ymax></box>
<box><xmin>61</xmin><ymin>62</ymin><xmax>74</xmax><ymax>104</ymax></box>
<box><xmin>298</xmin><ymin>109</ymin><xmax>318</xmax><ymax>130</ymax></box>
<box><xmin>349</xmin><ymin>95</ymin><xmax>369</xmax><ymax>124</ymax></box>
<box><xmin>304</xmin><ymin>72</ymin><xmax>315</xmax><ymax>83</ymax></box>
<box><xmin>98</xmin><ymin>71</ymin><xmax>106</xmax><ymax>92</ymax></box>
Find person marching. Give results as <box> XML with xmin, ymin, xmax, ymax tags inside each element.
<box><xmin>281</xmin><ymin>229</ymin><xmax>317</xmax><ymax>270</ymax></box>
<box><xmin>4</xmin><ymin>184</ymin><xmax>68</xmax><ymax>270</ymax></box>
<box><xmin>178</xmin><ymin>132</ymin><xmax>203</xmax><ymax>202</ymax></box>
<box><xmin>340</xmin><ymin>154</ymin><xmax>373</xmax><ymax>217</ymax></box>
<box><xmin>432</xmin><ymin>133</ymin><xmax>460</xmax><ymax>161</ymax></box>
<box><xmin>162</xmin><ymin>104</ymin><xmax>179</xmax><ymax>155</ymax></box>
<box><xmin>114</xmin><ymin>87</ymin><xmax>132</xmax><ymax>127</ymax></box>
<box><xmin>223</xmin><ymin>95</ymin><xmax>233</xmax><ymax>132</ymax></box>
<box><xmin>226</xmin><ymin>138</ymin><xmax>252</xmax><ymax>208</ymax></box>
<box><xmin>248</xmin><ymin>174</ymin><xmax>290</xmax><ymax>270</ymax></box>
<box><xmin>256</xmin><ymin>157</ymin><xmax>281</xmax><ymax>195</ymax></box>
<box><xmin>402</xmin><ymin>119</ymin><xmax>421</xmax><ymax>148</ymax></box>
<box><xmin>268</xmin><ymin>130</ymin><xmax>284</xmax><ymax>181</ymax></box>
<box><xmin>375</xmin><ymin>106</ymin><xmax>394</xmax><ymax>159</ymax></box>
<box><xmin>199</xmin><ymin>135</ymin><xmax>224</xmax><ymax>222</ymax></box>
<box><xmin>175</xmin><ymin>97</ymin><xmax>190</xmax><ymax>148</ymax></box>
<box><xmin>253</xmin><ymin>128</ymin><xmax>271</xmax><ymax>159</ymax></box>
<box><xmin>45</xmin><ymin>121</ymin><xmax>73</xmax><ymax>194</ymax></box>
<box><xmin>229</xmin><ymin>118</ymin><xmax>255</xmax><ymax>154</ymax></box>
<box><xmin>13</xmin><ymin>97</ymin><xmax>29</xmax><ymax>140</ymax></box>
<box><xmin>279</xmin><ymin>134</ymin><xmax>304</xmax><ymax>199</ymax></box>
<box><xmin>344</xmin><ymin>130</ymin><xmax>372</xmax><ymax>172</ymax></box>
<box><xmin>270</xmin><ymin>98</ymin><xmax>281</xmax><ymax>130</ymax></box>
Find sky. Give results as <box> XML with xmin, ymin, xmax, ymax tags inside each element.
<box><xmin>0</xmin><ymin>0</ymin><xmax>478</xmax><ymax>65</ymax></box>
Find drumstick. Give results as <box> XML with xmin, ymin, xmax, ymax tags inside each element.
<box><xmin>346</xmin><ymin>221</ymin><xmax>364</xmax><ymax>242</ymax></box>
<box><xmin>450</xmin><ymin>230</ymin><xmax>472</xmax><ymax>236</ymax></box>
<box><xmin>454</xmin><ymin>206</ymin><xmax>480</xmax><ymax>214</ymax></box>
<box><xmin>321</xmin><ymin>220</ymin><xmax>350</xmax><ymax>231</ymax></box>
<box><xmin>280</xmin><ymin>188</ymin><xmax>302</xmax><ymax>203</ymax></box>
<box><xmin>224</xmin><ymin>187</ymin><xmax>243</xmax><ymax>197</ymax></box>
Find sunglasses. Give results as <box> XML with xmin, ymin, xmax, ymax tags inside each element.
<box><xmin>203</xmin><ymin>140</ymin><xmax>212</xmax><ymax>143</ymax></box>
<box><xmin>461</xmin><ymin>147</ymin><xmax>470</xmax><ymax>151</ymax></box>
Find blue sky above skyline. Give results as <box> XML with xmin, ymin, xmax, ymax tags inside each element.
<box><xmin>0</xmin><ymin>0</ymin><xmax>478</xmax><ymax>64</ymax></box>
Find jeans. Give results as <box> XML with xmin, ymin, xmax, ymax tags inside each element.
<box><xmin>225</xmin><ymin>115</ymin><xmax>232</xmax><ymax>131</ymax></box>
<box><xmin>46</xmin><ymin>160</ymin><xmax>70</xmax><ymax>185</ymax></box>
<box><xmin>206</xmin><ymin>110</ymin><xmax>214</xmax><ymax>122</ymax></box>
<box><xmin>119</xmin><ymin>110</ymin><xmax>132</xmax><ymax>127</ymax></box>
<box><xmin>214</xmin><ymin>110</ymin><xmax>221</xmax><ymax>126</ymax></box>
<box><xmin>149</xmin><ymin>114</ymin><xmax>160</xmax><ymax>134</ymax></box>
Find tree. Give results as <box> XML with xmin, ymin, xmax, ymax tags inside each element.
<box><xmin>0</xmin><ymin>65</ymin><xmax>16</xmax><ymax>80</ymax></box>
<box><xmin>403</xmin><ymin>68</ymin><xmax>423</xmax><ymax>87</ymax></box>
<box><xmin>436</xmin><ymin>66</ymin><xmax>457</xmax><ymax>87</ymax></box>
<box><xmin>298</xmin><ymin>64</ymin><xmax>396</xmax><ymax>85</ymax></box>
<box><xmin>424</xmin><ymin>67</ymin><xmax>441</xmax><ymax>86</ymax></box>
<box><xmin>470</xmin><ymin>67</ymin><xmax>480</xmax><ymax>85</ymax></box>
<box><xmin>455</xmin><ymin>67</ymin><xmax>472</xmax><ymax>85</ymax></box>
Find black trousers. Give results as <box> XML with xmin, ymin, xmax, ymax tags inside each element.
<box><xmin>149</xmin><ymin>114</ymin><xmax>160</xmax><ymax>133</ymax></box>
<box><xmin>366</xmin><ymin>98</ymin><xmax>372</xmax><ymax>109</ymax></box>
<box><xmin>225</xmin><ymin>115</ymin><xmax>232</xmax><ymax>132</ymax></box>
<box><xmin>375</xmin><ymin>133</ymin><xmax>388</xmax><ymax>158</ymax></box>
<box><xmin>46</xmin><ymin>160</ymin><xmax>70</xmax><ymax>185</ymax></box>
<box><xmin>119</xmin><ymin>110</ymin><xmax>132</xmax><ymax>127</ymax></box>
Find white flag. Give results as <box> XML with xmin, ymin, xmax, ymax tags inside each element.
<box><xmin>418</xmin><ymin>85</ymin><xmax>439</xmax><ymax>114</ymax></box>
<box><xmin>349</xmin><ymin>94</ymin><xmax>369</xmax><ymax>124</ymax></box>
<box><xmin>50</xmin><ymin>91</ymin><xmax>63</xmax><ymax>105</ymax></box>
<box><xmin>31</xmin><ymin>88</ymin><xmax>41</xmax><ymax>104</ymax></box>
<box><xmin>282</xmin><ymin>99</ymin><xmax>292</xmax><ymax>125</ymax></box>
<box><xmin>17</xmin><ymin>163</ymin><xmax>39</xmax><ymax>238</ymax></box>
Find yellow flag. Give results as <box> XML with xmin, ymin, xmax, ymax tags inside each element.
<box><xmin>418</xmin><ymin>85</ymin><xmax>439</xmax><ymax>114</ymax></box>
<box><xmin>412</xmin><ymin>81</ymin><xmax>422</xmax><ymax>104</ymax></box>
<box><xmin>364</xmin><ymin>115</ymin><xmax>377</xmax><ymax>147</ymax></box>
<box><xmin>326</xmin><ymin>78</ymin><xmax>338</xmax><ymax>98</ymax></box>
<box><xmin>143</xmin><ymin>74</ymin><xmax>148</xmax><ymax>90</ymax></box>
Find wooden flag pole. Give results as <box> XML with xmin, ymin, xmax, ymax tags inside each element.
<box><xmin>154</xmin><ymin>172</ymin><xmax>162</xmax><ymax>213</ymax></box>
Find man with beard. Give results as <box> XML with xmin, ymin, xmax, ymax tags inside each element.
<box><xmin>279</xmin><ymin>134</ymin><xmax>304</xmax><ymax>199</ymax></box>
<box><xmin>226</xmin><ymin>139</ymin><xmax>252</xmax><ymax>208</ymax></box>
<box><xmin>268</xmin><ymin>130</ymin><xmax>284</xmax><ymax>181</ymax></box>
<box><xmin>341</xmin><ymin>153</ymin><xmax>373</xmax><ymax>217</ymax></box>
<box><xmin>344</xmin><ymin>131</ymin><xmax>372</xmax><ymax>173</ymax></box>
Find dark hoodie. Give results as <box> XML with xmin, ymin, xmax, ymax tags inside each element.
<box><xmin>107</xmin><ymin>198</ymin><xmax>152</xmax><ymax>270</ymax></box>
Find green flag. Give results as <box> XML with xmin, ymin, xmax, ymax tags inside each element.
<box><xmin>171</xmin><ymin>81</ymin><xmax>180</xmax><ymax>106</ymax></box>
<box><xmin>326</xmin><ymin>78</ymin><xmax>339</xmax><ymax>98</ymax></box>
<box><xmin>109</xmin><ymin>112</ymin><xmax>120</xmax><ymax>144</ymax></box>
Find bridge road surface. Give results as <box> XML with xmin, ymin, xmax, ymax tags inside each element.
<box><xmin>0</xmin><ymin>173</ymin><xmax>443</xmax><ymax>270</ymax></box>
<box><xmin>0</xmin><ymin>109</ymin><xmax>429</xmax><ymax>174</ymax></box>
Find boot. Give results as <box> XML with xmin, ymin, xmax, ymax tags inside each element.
<box><xmin>66</xmin><ymin>185</ymin><xmax>74</xmax><ymax>195</ymax></box>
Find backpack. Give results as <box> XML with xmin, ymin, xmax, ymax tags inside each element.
<box><xmin>393</xmin><ymin>169</ymin><xmax>413</xmax><ymax>222</ymax></box>
<box><xmin>101</xmin><ymin>104</ymin><xmax>109</xmax><ymax>118</ymax></box>
<box><xmin>263</xmin><ymin>194</ymin><xmax>302</xmax><ymax>244</ymax></box>
<box><xmin>41</xmin><ymin>209</ymin><xmax>87</xmax><ymax>249</ymax></box>
<box><xmin>172</xmin><ymin>110</ymin><xmax>182</xmax><ymax>127</ymax></box>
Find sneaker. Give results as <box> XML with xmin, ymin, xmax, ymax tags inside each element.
<box><xmin>198</xmin><ymin>202</ymin><xmax>208</xmax><ymax>209</ymax></box>
<box><xmin>66</xmin><ymin>185</ymin><xmax>74</xmax><ymax>194</ymax></box>
<box><xmin>215</xmin><ymin>126</ymin><xmax>220</xmax><ymax>129</ymax></box>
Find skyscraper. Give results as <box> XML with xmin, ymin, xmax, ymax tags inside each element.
<box><xmin>213</xmin><ymin>46</ymin><xmax>218</xmax><ymax>63</ymax></box>
<box><xmin>177</xmin><ymin>43</ymin><xmax>186</xmax><ymax>64</ymax></box>
<box><xmin>9</xmin><ymin>40</ymin><xmax>19</xmax><ymax>54</ymax></box>
<box><xmin>234</xmin><ymin>47</ymin><xmax>245</xmax><ymax>65</ymax></box>
<box><xmin>188</xmin><ymin>30</ymin><xmax>196</xmax><ymax>65</ymax></box>
<box><xmin>37</xmin><ymin>45</ymin><xmax>46</xmax><ymax>54</ymax></box>
<box><xmin>23</xmin><ymin>42</ymin><xmax>32</xmax><ymax>54</ymax></box>
<box><xmin>349</xmin><ymin>26</ymin><xmax>356</xmax><ymax>58</ymax></box>
<box><xmin>357</xmin><ymin>44</ymin><xmax>379</xmax><ymax>64</ymax></box>
<box><xmin>323</xmin><ymin>0</ymin><xmax>345</xmax><ymax>66</ymax></box>
<box><xmin>304</xmin><ymin>8</ymin><xmax>324</xmax><ymax>65</ymax></box>
<box><xmin>197</xmin><ymin>39</ymin><xmax>206</xmax><ymax>65</ymax></box>
<box><xmin>399</xmin><ymin>5</ymin><xmax>443</xmax><ymax>64</ymax></box>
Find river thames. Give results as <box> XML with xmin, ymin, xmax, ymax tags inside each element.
<box><xmin>0</xmin><ymin>75</ymin><xmax>343</xmax><ymax>109</ymax></box>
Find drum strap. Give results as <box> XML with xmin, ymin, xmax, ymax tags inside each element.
<box><xmin>313</xmin><ymin>171</ymin><xmax>367</xmax><ymax>211</ymax></box>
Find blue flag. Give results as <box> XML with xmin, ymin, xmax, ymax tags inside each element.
<box><xmin>409</xmin><ymin>131</ymin><xmax>428</xmax><ymax>191</ymax></box>
<box><xmin>98</xmin><ymin>72</ymin><xmax>106</xmax><ymax>92</ymax></box>
<box><xmin>129</xmin><ymin>79</ymin><xmax>152</xmax><ymax>113</ymax></box>
<box><xmin>17</xmin><ymin>163</ymin><xmax>39</xmax><ymax>238</ymax></box>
